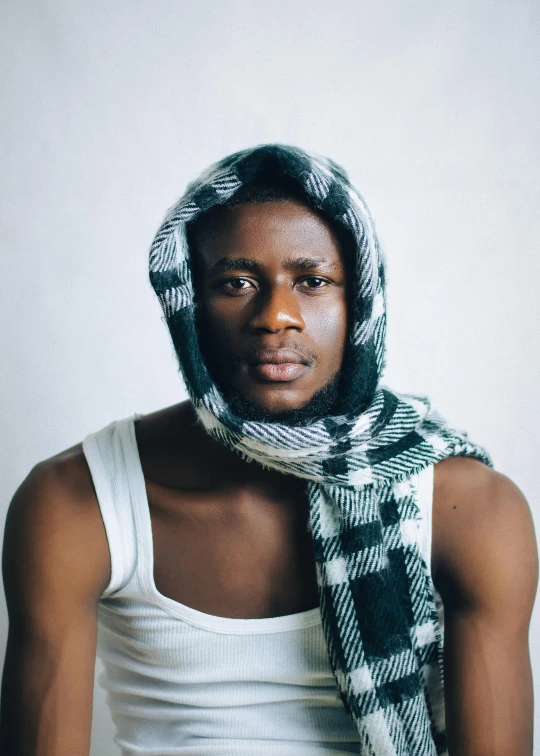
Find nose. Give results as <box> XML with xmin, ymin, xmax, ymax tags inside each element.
<box><xmin>248</xmin><ymin>283</ymin><xmax>305</xmax><ymax>334</ymax></box>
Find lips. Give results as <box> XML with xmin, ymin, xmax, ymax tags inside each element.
<box><xmin>247</xmin><ymin>349</ymin><xmax>310</xmax><ymax>383</ymax></box>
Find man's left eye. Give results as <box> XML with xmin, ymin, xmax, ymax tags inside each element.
<box><xmin>302</xmin><ymin>277</ymin><xmax>328</xmax><ymax>288</ymax></box>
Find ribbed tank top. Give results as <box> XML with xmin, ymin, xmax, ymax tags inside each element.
<box><xmin>82</xmin><ymin>414</ymin><xmax>443</xmax><ymax>756</ymax></box>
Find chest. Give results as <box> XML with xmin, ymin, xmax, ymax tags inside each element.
<box><xmin>146</xmin><ymin>479</ymin><xmax>320</xmax><ymax>619</ymax></box>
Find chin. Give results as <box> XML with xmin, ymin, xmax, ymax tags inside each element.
<box><xmin>225</xmin><ymin>375</ymin><xmax>342</xmax><ymax>426</ymax></box>
<box><xmin>246</xmin><ymin>386</ymin><xmax>306</xmax><ymax>412</ymax></box>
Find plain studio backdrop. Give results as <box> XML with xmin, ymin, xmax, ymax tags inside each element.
<box><xmin>1</xmin><ymin>1</ymin><xmax>539</xmax><ymax>752</ymax></box>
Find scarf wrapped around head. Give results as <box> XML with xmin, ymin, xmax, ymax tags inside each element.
<box><xmin>148</xmin><ymin>144</ymin><xmax>491</xmax><ymax>755</ymax></box>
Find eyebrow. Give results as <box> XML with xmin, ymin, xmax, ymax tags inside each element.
<box><xmin>208</xmin><ymin>257</ymin><xmax>342</xmax><ymax>275</ymax></box>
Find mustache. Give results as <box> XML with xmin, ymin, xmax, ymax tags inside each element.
<box><xmin>237</xmin><ymin>342</ymin><xmax>319</xmax><ymax>366</ymax></box>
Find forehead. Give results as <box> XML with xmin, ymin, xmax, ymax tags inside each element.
<box><xmin>189</xmin><ymin>200</ymin><xmax>346</xmax><ymax>264</ymax></box>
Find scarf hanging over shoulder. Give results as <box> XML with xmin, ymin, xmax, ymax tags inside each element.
<box><xmin>148</xmin><ymin>144</ymin><xmax>491</xmax><ymax>755</ymax></box>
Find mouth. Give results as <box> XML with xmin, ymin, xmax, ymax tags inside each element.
<box><xmin>247</xmin><ymin>349</ymin><xmax>310</xmax><ymax>383</ymax></box>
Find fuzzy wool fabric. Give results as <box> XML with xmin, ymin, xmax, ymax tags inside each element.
<box><xmin>148</xmin><ymin>144</ymin><xmax>491</xmax><ymax>755</ymax></box>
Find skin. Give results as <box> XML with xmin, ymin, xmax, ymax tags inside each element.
<box><xmin>190</xmin><ymin>200</ymin><xmax>350</xmax><ymax>419</ymax></box>
<box><xmin>1</xmin><ymin>201</ymin><xmax>538</xmax><ymax>755</ymax></box>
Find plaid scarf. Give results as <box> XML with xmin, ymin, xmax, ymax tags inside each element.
<box><xmin>148</xmin><ymin>144</ymin><xmax>491</xmax><ymax>755</ymax></box>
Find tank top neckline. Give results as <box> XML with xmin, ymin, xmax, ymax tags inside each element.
<box><xmin>120</xmin><ymin>413</ymin><xmax>324</xmax><ymax>634</ymax></box>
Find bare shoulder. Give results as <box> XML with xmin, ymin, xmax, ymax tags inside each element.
<box><xmin>432</xmin><ymin>457</ymin><xmax>538</xmax><ymax>617</ymax></box>
<box><xmin>6</xmin><ymin>441</ymin><xmax>104</xmax><ymax>540</ymax></box>
<box><xmin>3</xmin><ymin>440</ymin><xmax>110</xmax><ymax>605</ymax></box>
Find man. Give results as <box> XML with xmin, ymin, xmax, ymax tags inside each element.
<box><xmin>1</xmin><ymin>145</ymin><xmax>537</xmax><ymax>755</ymax></box>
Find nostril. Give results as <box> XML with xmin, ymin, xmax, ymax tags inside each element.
<box><xmin>248</xmin><ymin>289</ymin><xmax>305</xmax><ymax>333</ymax></box>
<box><xmin>249</xmin><ymin>310</ymin><xmax>304</xmax><ymax>333</ymax></box>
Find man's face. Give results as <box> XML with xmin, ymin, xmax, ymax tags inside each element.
<box><xmin>191</xmin><ymin>200</ymin><xmax>350</xmax><ymax>422</ymax></box>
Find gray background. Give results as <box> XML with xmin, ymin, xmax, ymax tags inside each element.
<box><xmin>1</xmin><ymin>1</ymin><xmax>539</xmax><ymax>753</ymax></box>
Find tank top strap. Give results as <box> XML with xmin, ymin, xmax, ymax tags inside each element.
<box><xmin>116</xmin><ymin>414</ymin><xmax>158</xmax><ymax>599</ymax></box>
<box><xmin>82</xmin><ymin>415</ymin><xmax>140</xmax><ymax>596</ymax></box>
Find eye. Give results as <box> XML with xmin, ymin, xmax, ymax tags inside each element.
<box><xmin>299</xmin><ymin>276</ymin><xmax>330</xmax><ymax>290</ymax></box>
<box><xmin>221</xmin><ymin>277</ymin><xmax>255</xmax><ymax>294</ymax></box>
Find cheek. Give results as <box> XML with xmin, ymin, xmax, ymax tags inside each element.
<box><xmin>195</xmin><ymin>299</ymin><xmax>246</xmax><ymax>357</ymax></box>
<box><xmin>303</xmin><ymin>298</ymin><xmax>349</xmax><ymax>353</ymax></box>
<box><xmin>198</xmin><ymin>299</ymin><xmax>243</xmax><ymax>335</ymax></box>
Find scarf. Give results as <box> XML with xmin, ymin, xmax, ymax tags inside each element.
<box><xmin>148</xmin><ymin>144</ymin><xmax>491</xmax><ymax>755</ymax></box>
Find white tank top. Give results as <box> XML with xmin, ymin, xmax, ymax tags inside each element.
<box><xmin>82</xmin><ymin>414</ymin><xmax>443</xmax><ymax>756</ymax></box>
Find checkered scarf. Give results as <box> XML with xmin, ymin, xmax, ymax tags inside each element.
<box><xmin>148</xmin><ymin>144</ymin><xmax>491</xmax><ymax>755</ymax></box>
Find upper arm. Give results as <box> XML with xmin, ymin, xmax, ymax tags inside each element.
<box><xmin>0</xmin><ymin>451</ymin><xmax>111</xmax><ymax>756</ymax></box>
<box><xmin>433</xmin><ymin>458</ymin><xmax>538</xmax><ymax>756</ymax></box>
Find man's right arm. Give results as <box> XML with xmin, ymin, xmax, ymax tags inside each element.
<box><xmin>0</xmin><ymin>450</ymin><xmax>111</xmax><ymax>756</ymax></box>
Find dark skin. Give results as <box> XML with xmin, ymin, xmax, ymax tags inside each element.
<box><xmin>190</xmin><ymin>200</ymin><xmax>350</xmax><ymax>419</ymax></box>
<box><xmin>1</xmin><ymin>201</ymin><xmax>537</xmax><ymax>755</ymax></box>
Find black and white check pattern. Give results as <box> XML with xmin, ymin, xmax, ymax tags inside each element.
<box><xmin>148</xmin><ymin>145</ymin><xmax>491</xmax><ymax>755</ymax></box>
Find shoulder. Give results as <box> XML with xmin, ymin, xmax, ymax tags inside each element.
<box><xmin>3</xmin><ymin>441</ymin><xmax>110</xmax><ymax>606</ymax></box>
<box><xmin>6</xmin><ymin>442</ymin><xmax>102</xmax><ymax>537</ymax></box>
<box><xmin>135</xmin><ymin>399</ymin><xmax>244</xmax><ymax>487</ymax></box>
<box><xmin>432</xmin><ymin>457</ymin><xmax>538</xmax><ymax>617</ymax></box>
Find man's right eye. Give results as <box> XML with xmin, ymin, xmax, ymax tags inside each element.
<box><xmin>223</xmin><ymin>278</ymin><xmax>253</xmax><ymax>290</ymax></box>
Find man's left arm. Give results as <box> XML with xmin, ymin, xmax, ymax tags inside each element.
<box><xmin>433</xmin><ymin>458</ymin><xmax>538</xmax><ymax>756</ymax></box>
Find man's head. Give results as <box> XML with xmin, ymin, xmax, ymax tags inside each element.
<box><xmin>186</xmin><ymin>183</ymin><xmax>353</xmax><ymax>424</ymax></box>
<box><xmin>149</xmin><ymin>144</ymin><xmax>386</xmax><ymax>428</ymax></box>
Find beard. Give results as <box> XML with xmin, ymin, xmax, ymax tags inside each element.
<box><xmin>225</xmin><ymin>371</ymin><xmax>343</xmax><ymax>426</ymax></box>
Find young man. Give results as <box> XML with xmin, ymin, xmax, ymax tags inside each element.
<box><xmin>1</xmin><ymin>145</ymin><xmax>537</xmax><ymax>756</ymax></box>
